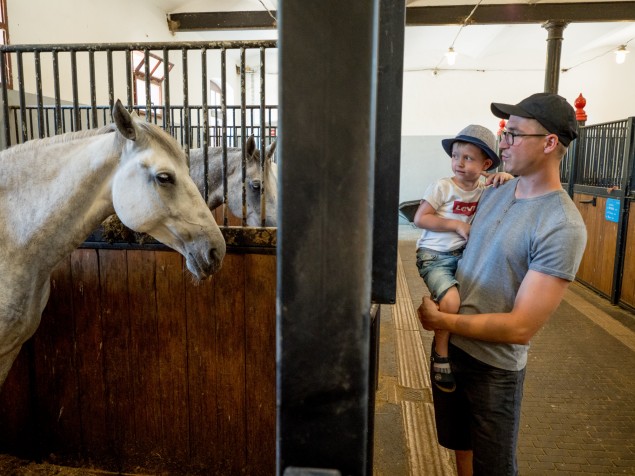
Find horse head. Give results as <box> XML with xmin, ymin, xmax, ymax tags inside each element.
<box><xmin>243</xmin><ymin>136</ymin><xmax>277</xmax><ymax>227</ymax></box>
<box><xmin>110</xmin><ymin>100</ymin><xmax>226</xmax><ymax>279</ymax></box>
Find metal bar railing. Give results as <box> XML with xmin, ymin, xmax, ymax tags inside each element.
<box><xmin>0</xmin><ymin>40</ymin><xmax>278</xmax><ymax>229</ymax></box>
<box><xmin>34</xmin><ymin>51</ymin><xmax>44</xmax><ymax>139</ymax></box>
<box><xmin>0</xmin><ymin>51</ymin><xmax>9</xmax><ymax>148</ymax></box>
<box><xmin>578</xmin><ymin>120</ymin><xmax>629</xmax><ymax>189</ymax></box>
<box><xmin>240</xmin><ymin>46</ymin><xmax>247</xmax><ymax>227</ymax></box>
<box><xmin>7</xmin><ymin>104</ymin><xmax>278</xmax><ymax>145</ymax></box>
<box><xmin>0</xmin><ymin>40</ymin><xmax>276</xmax><ymax>54</ymax></box>
<box><xmin>221</xmin><ymin>47</ymin><xmax>229</xmax><ymax>227</ymax></box>
<box><xmin>259</xmin><ymin>46</ymin><xmax>266</xmax><ymax>226</ymax></box>
<box><xmin>201</xmin><ymin>47</ymin><xmax>209</xmax><ymax>202</ymax></box>
<box><xmin>566</xmin><ymin>117</ymin><xmax>635</xmax><ymax>308</ymax></box>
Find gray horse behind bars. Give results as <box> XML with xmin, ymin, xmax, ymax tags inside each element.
<box><xmin>189</xmin><ymin>136</ymin><xmax>278</xmax><ymax>227</ymax></box>
<box><xmin>0</xmin><ymin>100</ymin><xmax>227</xmax><ymax>388</ymax></box>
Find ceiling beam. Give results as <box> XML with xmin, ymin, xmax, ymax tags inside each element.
<box><xmin>406</xmin><ymin>2</ymin><xmax>635</xmax><ymax>25</ymax></box>
<box><xmin>167</xmin><ymin>11</ymin><xmax>276</xmax><ymax>31</ymax></box>
<box><xmin>167</xmin><ymin>3</ymin><xmax>635</xmax><ymax>31</ymax></box>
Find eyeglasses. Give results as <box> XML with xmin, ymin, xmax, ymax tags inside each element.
<box><xmin>501</xmin><ymin>129</ymin><xmax>550</xmax><ymax>146</ymax></box>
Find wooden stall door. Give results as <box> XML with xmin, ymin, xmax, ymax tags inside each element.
<box><xmin>574</xmin><ymin>194</ymin><xmax>618</xmax><ymax>297</ymax></box>
<box><xmin>620</xmin><ymin>202</ymin><xmax>635</xmax><ymax>309</ymax></box>
<box><xmin>0</xmin><ymin>247</ymin><xmax>276</xmax><ymax>475</ymax></box>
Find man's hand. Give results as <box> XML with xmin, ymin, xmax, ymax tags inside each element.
<box><xmin>417</xmin><ymin>296</ymin><xmax>441</xmax><ymax>331</ymax></box>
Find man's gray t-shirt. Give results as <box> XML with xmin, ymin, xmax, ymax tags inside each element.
<box><xmin>451</xmin><ymin>178</ymin><xmax>587</xmax><ymax>371</ymax></box>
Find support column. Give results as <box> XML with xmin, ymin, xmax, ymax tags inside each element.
<box><xmin>277</xmin><ymin>1</ymin><xmax>379</xmax><ymax>475</ymax></box>
<box><xmin>542</xmin><ymin>20</ymin><xmax>568</xmax><ymax>94</ymax></box>
<box><xmin>372</xmin><ymin>0</ymin><xmax>406</xmax><ymax>304</ymax></box>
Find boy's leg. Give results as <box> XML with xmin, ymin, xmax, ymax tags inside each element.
<box><xmin>431</xmin><ymin>286</ymin><xmax>460</xmax><ymax>392</ymax></box>
<box><xmin>432</xmin><ymin>329</ymin><xmax>453</xmax><ymax>392</ymax></box>
<box><xmin>439</xmin><ymin>285</ymin><xmax>460</xmax><ymax>314</ymax></box>
<box><xmin>433</xmin><ymin>285</ymin><xmax>460</xmax><ymax>356</ymax></box>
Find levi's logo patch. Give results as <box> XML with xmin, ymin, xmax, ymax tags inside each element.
<box><xmin>453</xmin><ymin>200</ymin><xmax>478</xmax><ymax>216</ymax></box>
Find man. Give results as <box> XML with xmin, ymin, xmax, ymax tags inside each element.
<box><xmin>417</xmin><ymin>93</ymin><xmax>587</xmax><ymax>476</ymax></box>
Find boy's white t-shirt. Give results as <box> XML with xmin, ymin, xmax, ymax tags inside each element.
<box><xmin>416</xmin><ymin>177</ymin><xmax>485</xmax><ymax>252</ymax></box>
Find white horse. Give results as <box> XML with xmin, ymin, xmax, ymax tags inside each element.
<box><xmin>189</xmin><ymin>136</ymin><xmax>277</xmax><ymax>227</ymax></box>
<box><xmin>0</xmin><ymin>100</ymin><xmax>226</xmax><ymax>388</ymax></box>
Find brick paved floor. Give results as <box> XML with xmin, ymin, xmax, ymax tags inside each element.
<box><xmin>519</xmin><ymin>287</ymin><xmax>635</xmax><ymax>474</ymax></box>
<box><xmin>374</xmin><ymin>226</ymin><xmax>635</xmax><ymax>475</ymax></box>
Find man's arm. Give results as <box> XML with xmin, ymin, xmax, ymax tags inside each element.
<box><xmin>417</xmin><ymin>270</ymin><xmax>570</xmax><ymax>345</ymax></box>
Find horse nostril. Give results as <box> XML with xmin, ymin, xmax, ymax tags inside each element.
<box><xmin>208</xmin><ymin>247</ymin><xmax>223</xmax><ymax>269</ymax></box>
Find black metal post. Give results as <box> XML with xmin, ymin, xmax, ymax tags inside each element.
<box><xmin>542</xmin><ymin>20</ymin><xmax>567</xmax><ymax>94</ymax></box>
<box><xmin>0</xmin><ymin>51</ymin><xmax>10</xmax><ymax>148</ymax></box>
<box><xmin>567</xmin><ymin>105</ymin><xmax>587</xmax><ymax>197</ymax></box>
<box><xmin>277</xmin><ymin>1</ymin><xmax>379</xmax><ymax>475</ymax></box>
<box><xmin>371</xmin><ymin>0</ymin><xmax>406</xmax><ymax>305</ymax></box>
<box><xmin>566</xmin><ymin>129</ymin><xmax>581</xmax><ymax>198</ymax></box>
<box><xmin>611</xmin><ymin>117</ymin><xmax>635</xmax><ymax>304</ymax></box>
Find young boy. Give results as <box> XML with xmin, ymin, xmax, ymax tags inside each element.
<box><xmin>413</xmin><ymin>124</ymin><xmax>512</xmax><ymax>392</ymax></box>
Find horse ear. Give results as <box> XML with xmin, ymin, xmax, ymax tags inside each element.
<box><xmin>266</xmin><ymin>140</ymin><xmax>277</xmax><ymax>160</ymax></box>
<box><xmin>245</xmin><ymin>135</ymin><xmax>256</xmax><ymax>156</ymax></box>
<box><xmin>112</xmin><ymin>99</ymin><xmax>137</xmax><ymax>141</ymax></box>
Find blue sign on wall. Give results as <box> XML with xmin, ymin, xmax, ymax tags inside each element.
<box><xmin>605</xmin><ymin>198</ymin><xmax>620</xmax><ymax>223</ymax></box>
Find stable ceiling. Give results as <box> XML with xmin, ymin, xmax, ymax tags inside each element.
<box><xmin>154</xmin><ymin>1</ymin><xmax>635</xmax><ymax>73</ymax></box>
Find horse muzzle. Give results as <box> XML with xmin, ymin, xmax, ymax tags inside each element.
<box><xmin>185</xmin><ymin>235</ymin><xmax>226</xmax><ymax>280</ymax></box>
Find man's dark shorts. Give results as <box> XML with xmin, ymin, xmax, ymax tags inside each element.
<box><xmin>431</xmin><ymin>343</ymin><xmax>526</xmax><ymax>476</ymax></box>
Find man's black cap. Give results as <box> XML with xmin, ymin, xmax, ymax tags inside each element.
<box><xmin>491</xmin><ymin>93</ymin><xmax>578</xmax><ymax>146</ymax></box>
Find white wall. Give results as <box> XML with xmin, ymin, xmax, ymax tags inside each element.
<box><xmin>400</xmin><ymin>135</ymin><xmax>451</xmax><ymax>203</ymax></box>
<box><xmin>399</xmin><ymin>36</ymin><xmax>635</xmax><ymax>203</ymax></box>
<box><xmin>6</xmin><ymin>0</ymin><xmax>276</xmax><ymax>109</ymax></box>
<box><xmin>8</xmin><ymin>0</ymin><xmax>174</xmax><ymax>44</ymax></box>
<box><xmin>5</xmin><ymin>2</ymin><xmax>634</xmax><ymax>199</ymax></box>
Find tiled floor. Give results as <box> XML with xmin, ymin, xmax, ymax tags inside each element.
<box><xmin>374</xmin><ymin>225</ymin><xmax>635</xmax><ymax>475</ymax></box>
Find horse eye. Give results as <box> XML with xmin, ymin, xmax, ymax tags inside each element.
<box><xmin>250</xmin><ymin>179</ymin><xmax>261</xmax><ymax>191</ymax></box>
<box><xmin>156</xmin><ymin>172</ymin><xmax>175</xmax><ymax>185</ymax></box>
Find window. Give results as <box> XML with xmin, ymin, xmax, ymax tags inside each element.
<box><xmin>132</xmin><ymin>51</ymin><xmax>173</xmax><ymax>115</ymax></box>
<box><xmin>210</xmin><ymin>79</ymin><xmax>222</xmax><ymax>108</ymax></box>
<box><xmin>0</xmin><ymin>0</ymin><xmax>12</xmax><ymax>89</ymax></box>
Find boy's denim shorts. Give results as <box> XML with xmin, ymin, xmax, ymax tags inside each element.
<box><xmin>416</xmin><ymin>247</ymin><xmax>463</xmax><ymax>301</ymax></box>
<box><xmin>432</xmin><ymin>343</ymin><xmax>526</xmax><ymax>476</ymax></box>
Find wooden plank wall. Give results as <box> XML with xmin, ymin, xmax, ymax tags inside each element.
<box><xmin>0</xmin><ymin>247</ymin><xmax>276</xmax><ymax>475</ymax></box>
<box><xmin>574</xmin><ymin>193</ymin><xmax>618</xmax><ymax>297</ymax></box>
<box><xmin>620</xmin><ymin>203</ymin><xmax>635</xmax><ymax>308</ymax></box>
<box><xmin>212</xmin><ymin>205</ymin><xmax>244</xmax><ymax>227</ymax></box>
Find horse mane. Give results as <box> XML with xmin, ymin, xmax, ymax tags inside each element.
<box><xmin>134</xmin><ymin>121</ymin><xmax>185</xmax><ymax>160</ymax></box>
<box><xmin>4</xmin><ymin>121</ymin><xmax>184</xmax><ymax>163</ymax></box>
<box><xmin>5</xmin><ymin>124</ymin><xmax>116</xmax><ymax>154</ymax></box>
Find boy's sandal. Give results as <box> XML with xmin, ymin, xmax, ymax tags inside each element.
<box><xmin>431</xmin><ymin>353</ymin><xmax>457</xmax><ymax>393</ymax></box>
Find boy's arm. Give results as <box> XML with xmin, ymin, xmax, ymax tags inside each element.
<box><xmin>413</xmin><ymin>200</ymin><xmax>470</xmax><ymax>240</ymax></box>
<box><xmin>417</xmin><ymin>269</ymin><xmax>570</xmax><ymax>344</ymax></box>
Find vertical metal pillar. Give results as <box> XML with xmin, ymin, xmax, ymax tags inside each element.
<box><xmin>367</xmin><ymin>3</ymin><xmax>405</xmax><ymax>473</ymax></box>
<box><xmin>542</xmin><ymin>20</ymin><xmax>568</xmax><ymax>94</ymax></box>
<box><xmin>371</xmin><ymin>0</ymin><xmax>406</xmax><ymax>304</ymax></box>
<box><xmin>277</xmin><ymin>1</ymin><xmax>379</xmax><ymax>475</ymax></box>
<box><xmin>611</xmin><ymin>117</ymin><xmax>635</xmax><ymax>304</ymax></box>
